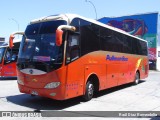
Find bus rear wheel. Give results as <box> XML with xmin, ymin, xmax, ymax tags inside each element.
<box><xmin>83</xmin><ymin>81</ymin><xmax>94</xmax><ymax>101</ymax></box>
<box><xmin>133</xmin><ymin>72</ymin><xmax>140</xmax><ymax>85</ymax></box>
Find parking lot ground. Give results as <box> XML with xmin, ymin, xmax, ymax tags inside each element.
<box><xmin>0</xmin><ymin>71</ymin><xmax>160</xmax><ymax>119</ymax></box>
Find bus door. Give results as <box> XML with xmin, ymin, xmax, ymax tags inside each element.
<box><xmin>65</xmin><ymin>32</ymin><xmax>84</xmax><ymax>98</ymax></box>
<box><xmin>0</xmin><ymin>47</ymin><xmax>6</xmax><ymax>77</ymax></box>
<box><xmin>2</xmin><ymin>47</ymin><xmax>17</xmax><ymax>77</ymax></box>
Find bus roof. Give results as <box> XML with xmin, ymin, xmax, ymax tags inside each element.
<box><xmin>30</xmin><ymin>14</ymin><xmax>147</xmax><ymax>43</ymax></box>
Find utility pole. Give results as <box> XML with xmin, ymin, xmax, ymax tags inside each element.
<box><xmin>85</xmin><ymin>0</ymin><xmax>98</xmax><ymax>20</ymax></box>
<box><xmin>9</xmin><ymin>18</ymin><xmax>19</xmax><ymax>38</ymax></box>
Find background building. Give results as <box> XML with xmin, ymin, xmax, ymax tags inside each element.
<box><xmin>98</xmin><ymin>12</ymin><xmax>160</xmax><ymax>70</ymax></box>
<box><xmin>0</xmin><ymin>37</ymin><xmax>5</xmax><ymax>45</ymax></box>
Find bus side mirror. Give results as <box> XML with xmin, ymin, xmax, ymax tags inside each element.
<box><xmin>9</xmin><ymin>34</ymin><xmax>15</xmax><ymax>49</ymax></box>
<box><xmin>56</xmin><ymin>29</ymin><xmax>63</xmax><ymax>46</ymax></box>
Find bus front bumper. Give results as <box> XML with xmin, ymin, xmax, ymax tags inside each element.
<box><xmin>18</xmin><ymin>84</ymin><xmax>65</xmax><ymax>100</ymax></box>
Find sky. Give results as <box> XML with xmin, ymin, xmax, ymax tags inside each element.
<box><xmin>0</xmin><ymin>0</ymin><xmax>160</xmax><ymax>41</ymax></box>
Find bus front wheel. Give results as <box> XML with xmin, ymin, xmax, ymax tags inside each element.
<box><xmin>83</xmin><ymin>81</ymin><xmax>94</xmax><ymax>101</ymax></box>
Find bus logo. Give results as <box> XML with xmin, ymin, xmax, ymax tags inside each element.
<box><xmin>106</xmin><ymin>55</ymin><xmax>128</xmax><ymax>61</ymax></box>
<box><xmin>29</xmin><ymin>69</ymin><xmax>33</xmax><ymax>74</ymax></box>
<box><xmin>32</xmin><ymin>79</ymin><xmax>38</xmax><ymax>82</ymax></box>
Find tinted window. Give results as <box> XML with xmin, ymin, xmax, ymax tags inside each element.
<box><xmin>123</xmin><ymin>35</ymin><xmax>132</xmax><ymax>54</ymax></box>
<box><xmin>100</xmin><ymin>27</ymin><xmax>112</xmax><ymax>51</ymax></box>
<box><xmin>132</xmin><ymin>38</ymin><xmax>138</xmax><ymax>54</ymax></box>
<box><xmin>112</xmin><ymin>31</ymin><xmax>124</xmax><ymax>52</ymax></box>
<box><xmin>100</xmin><ymin>28</ymin><xmax>124</xmax><ymax>53</ymax></box>
<box><xmin>70</xmin><ymin>18</ymin><xmax>147</xmax><ymax>56</ymax></box>
<box><xmin>70</xmin><ymin>18</ymin><xmax>80</xmax><ymax>32</ymax></box>
<box><xmin>80</xmin><ymin>19</ymin><xmax>100</xmax><ymax>56</ymax></box>
<box><xmin>66</xmin><ymin>33</ymin><xmax>80</xmax><ymax>63</ymax></box>
<box><xmin>0</xmin><ymin>47</ymin><xmax>6</xmax><ymax>63</ymax></box>
<box><xmin>139</xmin><ymin>40</ymin><xmax>148</xmax><ymax>55</ymax></box>
<box><xmin>25</xmin><ymin>20</ymin><xmax>67</xmax><ymax>35</ymax></box>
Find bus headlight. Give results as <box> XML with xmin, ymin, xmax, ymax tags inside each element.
<box><xmin>44</xmin><ymin>82</ymin><xmax>60</xmax><ymax>89</ymax></box>
<box><xmin>17</xmin><ymin>79</ymin><xmax>24</xmax><ymax>85</ymax></box>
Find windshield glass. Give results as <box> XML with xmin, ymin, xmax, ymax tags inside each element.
<box><xmin>0</xmin><ymin>47</ymin><xmax>6</xmax><ymax>64</ymax></box>
<box><xmin>17</xmin><ymin>20</ymin><xmax>67</xmax><ymax>72</ymax></box>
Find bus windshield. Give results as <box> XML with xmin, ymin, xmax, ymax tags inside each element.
<box><xmin>17</xmin><ymin>20</ymin><xmax>67</xmax><ymax>72</ymax></box>
<box><xmin>0</xmin><ymin>47</ymin><xmax>6</xmax><ymax>64</ymax></box>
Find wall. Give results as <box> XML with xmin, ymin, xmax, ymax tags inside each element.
<box><xmin>157</xmin><ymin>14</ymin><xmax>160</xmax><ymax>71</ymax></box>
<box><xmin>98</xmin><ymin>12</ymin><xmax>159</xmax><ymax>70</ymax></box>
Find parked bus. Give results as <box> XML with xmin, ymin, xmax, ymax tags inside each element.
<box><xmin>0</xmin><ymin>38</ymin><xmax>21</xmax><ymax>79</ymax></box>
<box><xmin>10</xmin><ymin>14</ymin><xmax>148</xmax><ymax>101</ymax></box>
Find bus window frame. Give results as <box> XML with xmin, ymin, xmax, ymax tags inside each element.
<box><xmin>65</xmin><ymin>31</ymin><xmax>80</xmax><ymax>64</ymax></box>
<box><xmin>4</xmin><ymin>45</ymin><xmax>19</xmax><ymax>65</ymax></box>
<box><xmin>0</xmin><ymin>47</ymin><xmax>6</xmax><ymax>64</ymax></box>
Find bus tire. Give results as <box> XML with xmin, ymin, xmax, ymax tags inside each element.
<box><xmin>83</xmin><ymin>81</ymin><xmax>94</xmax><ymax>101</ymax></box>
<box><xmin>133</xmin><ymin>72</ymin><xmax>140</xmax><ymax>85</ymax></box>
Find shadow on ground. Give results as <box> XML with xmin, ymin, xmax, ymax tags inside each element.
<box><xmin>0</xmin><ymin>77</ymin><xmax>17</xmax><ymax>81</ymax></box>
<box><xmin>6</xmin><ymin>80</ymin><xmax>146</xmax><ymax>111</ymax></box>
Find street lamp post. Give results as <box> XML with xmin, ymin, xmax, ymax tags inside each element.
<box><xmin>9</xmin><ymin>18</ymin><xmax>19</xmax><ymax>38</ymax></box>
<box><xmin>85</xmin><ymin>0</ymin><xmax>98</xmax><ymax>20</ymax></box>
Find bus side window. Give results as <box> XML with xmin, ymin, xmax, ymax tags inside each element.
<box><xmin>4</xmin><ymin>50</ymin><xmax>12</xmax><ymax>64</ymax></box>
<box><xmin>4</xmin><ymin>48</ymin><xmax>18</xmax><ymax>64</ymax></box>
<box><xmin>66</xmin><ymin>34</ymin><xmax>80</xmax><ymax>63</ymax></box>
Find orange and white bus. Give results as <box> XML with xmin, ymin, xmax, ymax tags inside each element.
<box><xmin>0</xmin><ymin>39</ymin><xmax>21</xmax><ymax>80</ymax></box>
<box><xmin>10</xmin><ymin>14</ymin><xmax>148</xmax><ymax>101</ymax></box>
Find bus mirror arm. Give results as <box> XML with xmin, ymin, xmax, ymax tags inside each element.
<box><xmin>9</xmin><ymin>34</ymin><xmax>15</xmax><ymax>49</ymax></box>
<box><xmin>56</xmin><ymin>25</ymin><xmax>76</xmax><ymax>46</ymax></box>
<box><xmin>57</xmin><ymin>25</ymin><xmax>76</xmax><ymax>31</ymax></box>
<box><xmin>9</xmin><ymin>31</ymin><xmax>24</xmax><ymax>49</ymax></box>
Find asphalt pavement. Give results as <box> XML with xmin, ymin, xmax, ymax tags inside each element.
<box><xmin>0</xmin><ymin>70</ymin><xmax>160</xmax><ymax>119</ymax></box>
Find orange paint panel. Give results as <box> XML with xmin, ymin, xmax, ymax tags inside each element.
<box><xmin>118</xmin><ymin>63</ymin><xmax>130</xmax><ymax>85</ymax></box>
<box><xmin>17</xmin><ymin>50</ymin><xmax>149</xmax><ymax>100</ymax></box>
<box><xmin>106</xmin><ymin>63</ymin><xmax>119</xmax><ymax>88</ymax></box>
<box><xmin>65</xmin><ymin>58</ymin><xmax>85</xmax><ymax>99</ymax></box>
<box><xmin>17</xmin><ymin>66</ymin><xmax>68</xmax><ymax>100</ymax></box>
<box><xmin>2</xmin><ymin>62</ymin><xmax>17</xmax><ymax>77</ymax></box>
